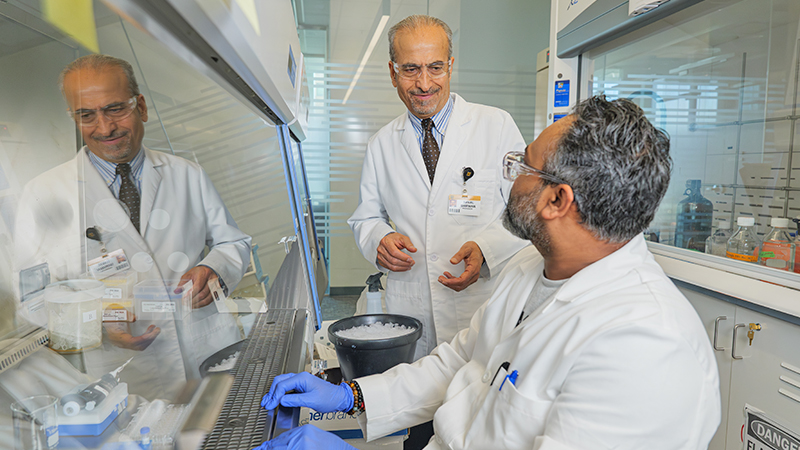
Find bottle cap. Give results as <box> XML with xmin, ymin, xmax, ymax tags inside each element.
<box><xmin>141</xmin><ymin>427</ymin><xmax>150</xmax><ymax>435</ymax></box>
<box><xmin>771</xmin><ymin>217</ymin><xmax>789</xmax><ymax>228</ymax></box>
<box><xmin>737</xmin><ymin>217</ymin><xmax>755</xmax><ymax>227</ymax></box>
<box><xmin>718</xmin><ymin>220</ymin><xmax>731</xmax><ymax>229</ymax></box>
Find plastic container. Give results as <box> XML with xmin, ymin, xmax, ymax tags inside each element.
<box><xmin>674</xmin><ymin>180</ymin><xmax>713</xmax><ymax>252</ymax></box>
<box><xmin>328</xmin><ymin>314</ymin><xmax>422</xmax><ymax>380</ymax></box>
<box><xmin>726</xmin><ymin>217</ymin><xmax>761</xmax><ymax>264</ymax></box>
<box><xmin>134</xmin><ymin>279</ymin><xmax>191</xmax><ymax>320</ymax></box>
<box><xmin>101</xmin><ymin>271</ymin><xmax>137</xmax><ymax>322</ymax></box>
<box><xmin>759</xmin><ymin>217</ymin><xmax>795</xmax><ymax>271</ymax></box>
<box><xmin>705</xmin><ymin>220</ymin><xmax>732</xmax><ymax>257</ymax></box>
<box><xmin>44</xmin><ymin>280</ymin><xmax>104</xmax><ymax>353</ymax></box>
<box><xmin>365</xmin><ymin>273</ymin><xmax>384</xmax><ymax>315</ymax></box>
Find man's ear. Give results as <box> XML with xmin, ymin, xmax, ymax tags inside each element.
<box><xmin>389</xmin><ymin>61</ymin><xmax>398</xmax><ymax>88</ymax></box>
<box><xmin>539</xmin><ymin>184</ymin><xmax>575</xmax><ymax>220</ymax></box>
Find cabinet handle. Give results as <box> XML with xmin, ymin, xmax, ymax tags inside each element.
<box><xmin>713</xmin><ymin>316</ymin><xmax>727</xmax><ymax>351</ymax></box>
<box><xmin>732</xmin><ymin>323</ymin><xmax>746</xmax><ymax>360</ymax></box>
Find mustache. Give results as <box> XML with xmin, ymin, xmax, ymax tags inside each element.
<box><xmin>409</xmin><ymin>86</ymin><xmax>440</xmax><ymax>96</ymax></box>
<box><xmin>92</xmin><ymin>131</ymin><xmax>127</xmax><ymax>142</ymax></box>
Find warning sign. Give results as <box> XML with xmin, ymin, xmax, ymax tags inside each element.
<box><xmin>744</xmin><ymin>405</ymin><xmax>800</xmax><ymax>450</ymax></box>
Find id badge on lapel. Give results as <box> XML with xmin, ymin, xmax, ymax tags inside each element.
<box><xmin>449</xmin><ymin>166</ymin><xmax>481</xmax><ymax>216</ymax></box>
<box><xmin>87</xmin><ymin>249</ymin><xmax>131</xmax><ymax>279</ymax></box>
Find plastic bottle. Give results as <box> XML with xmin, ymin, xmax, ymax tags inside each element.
<box><xmin>365</xmin><ymin>273</ymin><xmax>383</xmax><ymax>315</ymax></box>
<box><xmin>139</xmin><ymin>426</ymin><xmax>152</xmax><ymax>450</ymax></box>
<box><xmin>61</xmin><ymin>357</ymin><xmax>133</xmax><ymax>416</ymax></box>
<box><xmin>726</xmin><ymin>217</ymin><xmax>761</xmax><ymax>264</ymax></box>
<box><xmin>674</xmin><ymin>180</ymin><xmax>714</xmax><ymax>252</ymax></box>
<box><xmin>759</xmin><ymin>218</ymin><xmax>795</xmax><ymax>271</ymax></box>
<box><xmin>705</xmin><ymin>220</ymin><xmax>732</xmax><ymax>257</ymax></box>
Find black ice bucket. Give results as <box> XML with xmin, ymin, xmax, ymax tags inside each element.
<box><xmin>327</xmin><ymin>314</ymin><xmax>422</xmax><ymax>380</ymax></box>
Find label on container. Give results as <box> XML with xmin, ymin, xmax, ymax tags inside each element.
<box><xmin>83</xmin><ymin>310</ymin><xmax>97</xmax><ymax>323</ymax></box>
<box><xmin>727</xmin><ymin>251</ymin><xmax>757</xmax><ymax>262</ymax></box>
<box><xmin>102</xmin><ymin>309</ymin><xmax>129</xmax><ymax>322</ymax></box>
<box><xmin>760</xmin><ymin>243</ymin><xmax>793</xmax><ymax>271</ymax></box>
<box><xmin>104</xmin><ymin>287</ymin><xmax>123</xmax><ymax>299</ymax></box>
<box><xmin>141</xmin><ymin>301</ymin><xmax>176</xmax><ymax>313</ymax></box>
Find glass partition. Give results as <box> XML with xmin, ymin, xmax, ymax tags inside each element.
<box><xmin>0</xmin><ymin>0</ymin><xmax>311</xmax><ymax>446</ymax></box>
<box><xmin>582</xmin><ymin>0</ymin><xmax>800</xmax><ymax>277</ymax></box>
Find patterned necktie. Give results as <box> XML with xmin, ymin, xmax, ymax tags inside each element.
<box><xmin>116</xmin><ymin>163</ymin><xmax>141</xmax><ymax>233</ymax></box>
<box><xmin>421</xmin><ymin>118</ymin><xmax>440</xmax><ymax>184</ymax></box>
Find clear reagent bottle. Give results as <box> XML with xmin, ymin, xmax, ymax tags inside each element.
<box><xmin>705</xmin><ymin>220</ymin><xmax>732</xmax><ymax>257</ymax></box>
<box><xmin>759</xmin><ymin>217</ymin><xmax>795</xmax><ymax>271</ymax></box>
<box><xmin>726</xmin><ymin>217</ymin><xmax>761</xmax><ymax>264</ymax></box>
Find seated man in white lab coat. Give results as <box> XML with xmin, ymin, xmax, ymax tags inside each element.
<box><xmin>14</xmin><ymin>54</ymin><xmax>252</xmax><ymax>400</ymax></box>
<box><xmin>253</xmin><ymin>96</ymin><xmax>721</xmax><ymax>450</ymax></box>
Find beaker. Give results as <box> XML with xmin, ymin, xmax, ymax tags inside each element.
<box><xmin>10</xmin><ymin>395</ymin><xmax>59</xmax><ymax>450</ymax></box>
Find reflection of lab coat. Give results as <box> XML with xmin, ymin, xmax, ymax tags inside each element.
<box><xmin>357</xmin><ymin>236</ymin><xmax>721</xmax><ymax>449</ymax></box>
<box><xmin>348</xmin><ymin>94</ymin><xmax>529</xmax><ymax>358</ymax></box>
<box><xmin>15</xmin><ymin>147</ymin><xmax>251</xmax><ymax>400</ymax></box>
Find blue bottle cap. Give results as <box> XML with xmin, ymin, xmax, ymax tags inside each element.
<box><xmin>140</xmin><ymin>426</ymin><xmax>150</xmax><ymax>434</ymax></box>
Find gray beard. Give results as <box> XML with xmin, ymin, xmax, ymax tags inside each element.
<box><xmin>502</xmin><ymin>184</ymin><xmax>552</xmax><ymax>255</ymax></box>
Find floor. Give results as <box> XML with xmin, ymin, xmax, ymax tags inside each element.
<box><xmin>320</xmin><ymin>295</ymin><xmax>359</xmax><ymax>321</ymax></box>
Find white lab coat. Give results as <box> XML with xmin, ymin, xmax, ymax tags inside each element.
<box><xmin>348</xmin><ymin>94</ymin><xmax>529</xmax><ymax>357</ymax></box>
<box><xmin>356</xmin><ymin>235</ymin><xmax>721</xmax><ymax>449</ymax></box>
<box><xmin>14</xmin><ymin>147</ymin><xmax>251</xmax><ymax>400</ymax></box>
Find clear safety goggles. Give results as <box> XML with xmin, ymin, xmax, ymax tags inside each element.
<box><xmin>68</xmin><ymin>96</ymin><xmax>138</xmax><ymax>127</ymax></box>
<box><xmin>392</xmin><ymin>60</ymin><xmax>452</xmax><ymax>80</ymax></box>
<box><xmin>502</xmin><ymin>151</ymin><xmax>571</xmax><ymax>185</ymax></box>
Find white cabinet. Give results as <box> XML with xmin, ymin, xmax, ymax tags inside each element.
<box><xmin>682</xmin><ymin>285</ymin><xmax>800</xmax><ymax>450</ymax></box>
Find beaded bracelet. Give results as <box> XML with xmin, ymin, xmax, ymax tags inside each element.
<box><xmin>345</xmin><ymin>380</ymin><xmax>365</xmax><ymax>416</ymax></box>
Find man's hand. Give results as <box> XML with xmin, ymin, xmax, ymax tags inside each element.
<box><xmin>177</xmin><ymin>265</ymin><xmax>218</xmax><ymax>308</ymax></box>
<box><xmin>251</xmin><ymin>424</ymin><xmax>357</xmax><ymax>450</ymax></box>
<box><xmin>376</xmin><ymin>232</ymin><xmax>416</xmax><ymax>272</ymax></box>
<box><xmin>438</xmin><ymin>241</ymin><xmax>484</xmax><ymax>292</ymax></box>
<box><xmin>104</xmin><ymin>322</ymin><xmax>161</xmax><ymax>351</ymax></box>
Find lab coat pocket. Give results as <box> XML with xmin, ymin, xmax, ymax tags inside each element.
<box><xmin>449</xmin><ymin>173</ymin><xmax>495</xmax><ymax>227</ymax></box>
<box><xmin>384</xmin><ymin>277</ymin><xmax>424</xmax><ymax>317</ymax></box>
<box><xmin>462</xmin><ymin>372</ymin><xmax>552</xmax><ymax>450</ymax></box>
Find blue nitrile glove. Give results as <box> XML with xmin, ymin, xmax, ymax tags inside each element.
<box><xmin>261</xmin><ymin>372</ymin><xmax>353</xmax><ymax>413</ymax></box>
<box><xmin>251</xmin><ymin>424</ymin><xmax>357</xmax><ymax>450</ymax></box>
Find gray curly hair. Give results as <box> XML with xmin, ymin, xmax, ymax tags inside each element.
<box><xmin>544</xmin><ymin>96</ymin><xmax>672</xmax><ymax>243</ymax></box>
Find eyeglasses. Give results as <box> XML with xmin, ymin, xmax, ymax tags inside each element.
<box><xmin>503</xmin><ymin>151</ymin><xmax>571</xmax><ymax>185</ymax></box>
<box><xmin>68</xmin><ymin>97</ymin><xmax>138</xmax><ymax>127</ymax></box>
<box><xmin>392</xmin><ymin>60</ymin><xmax>452</xmax><ymax>80</ymax></box>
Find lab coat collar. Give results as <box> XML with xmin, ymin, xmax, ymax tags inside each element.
<box><xmin>397</xmin><ymin>93</ymin><xmax>471</xmax><ymax>191</ymax></box>
<box><xmin>548</xmin><ymin>234</ymin><xmax>651</xmax><ymax>306</ymax></box>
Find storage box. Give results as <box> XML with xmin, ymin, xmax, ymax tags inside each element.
<box><xmin>101</xmin><ymin>272</ymin><xmax>137</xmax><ymax>322</ymax></box>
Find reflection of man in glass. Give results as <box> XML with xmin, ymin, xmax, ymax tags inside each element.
<box><xmin>14</xmin><ymin>55</ymin><xmax>252</xmax><ymax>399</ymax></box>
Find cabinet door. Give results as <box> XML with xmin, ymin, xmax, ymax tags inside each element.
<box><xmin>726</xmin><ymin>307</ymin><xmax>800</xmax><ymax>449</ymax></box>
<box><xmin>681</xmin><ymin>288</ymin><xmax>736</xmax><ymax>450</ymax></box>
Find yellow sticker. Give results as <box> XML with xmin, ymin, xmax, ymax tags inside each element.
<box><xmin>42</xmin><ymin>0</ymin><xmax>100</xmax><ymax>53</ymax></box>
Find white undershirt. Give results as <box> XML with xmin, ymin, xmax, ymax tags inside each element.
<box><xmin>517</xmin><ymin>271</ymin><xmax>568</xmax><ymax>326</ymax></box>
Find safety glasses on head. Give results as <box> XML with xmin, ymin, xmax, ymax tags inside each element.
<box><xmin>68</xmin><ymin>96</ymin><xmax>138</xmax><ymax>127</ymax></box>
<box><xmin>502</xmin><ymin>151</ymin><xmax>571</xmax><ymax>186</ymax></box>
<box><xmin>392</xmin><ymin>60</ymin><xmax>452</xmax><ymax>80</ymax></box>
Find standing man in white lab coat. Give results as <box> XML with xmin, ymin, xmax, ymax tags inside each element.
<box><xmin>348</xmin><ymin>15</ymin><xmax>529</xmax><ymax>360</ymax></box>
<box><xmin>254</xmin><ymin>96</ymin><xmax>721</xmax><ymax>450</ymax></box>
<box><xmin>14</xmin><ymin>55</ymin><xmax>251</xmax><ymax>400</ymax></box>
